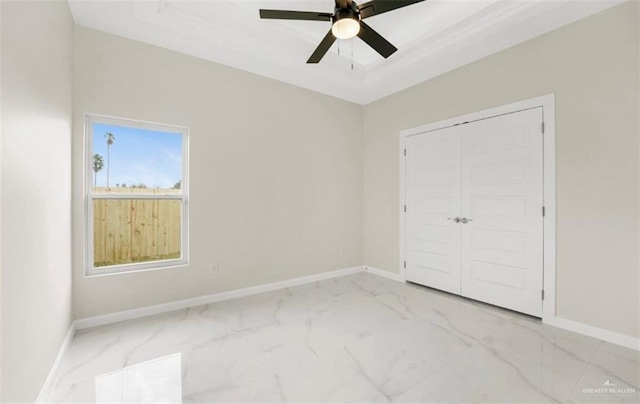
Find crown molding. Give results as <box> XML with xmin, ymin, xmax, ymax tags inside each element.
<box><xmin>68</xmin><ymin>0</ymin><xmax>626</xmax><ymax>105</ymax></box>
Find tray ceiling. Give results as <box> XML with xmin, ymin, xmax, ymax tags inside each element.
<box><xmin>68</xmin><ymin>0</ymin><xmax>624</xmax><ymax>104</ymax></box>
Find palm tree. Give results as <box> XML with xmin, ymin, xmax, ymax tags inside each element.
<box><xmin>93</xmin><ymin>154</ymin><xmax>104</xmax><ymax>187</ymax></box>
<box><xmin>104</xmin><ymin>132</ymin><xmax>115</xmax><ymax>188</ymax></box>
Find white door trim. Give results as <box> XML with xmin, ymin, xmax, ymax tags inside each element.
<box><xmin>399</xmin><ymin>94</ymin><xmax>556</xmax><ymax>322</ymax></box>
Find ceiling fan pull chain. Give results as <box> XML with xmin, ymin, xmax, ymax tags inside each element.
<box><xmin>351</xmin><ymin>38</ymin><xmax>354</xmax><ymax>71</ymax></box>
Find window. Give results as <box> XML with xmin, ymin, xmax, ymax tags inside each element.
<box><xmin>85</xmin><ymin>115</ymin><xmax>188</xmax><ymax>275</ymax></box>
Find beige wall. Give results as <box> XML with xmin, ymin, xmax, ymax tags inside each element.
<box><xmin>363</xmin><ymin>1</ymin><xmax>639</xmax><ymax>339</ymax></box>
<box><xmin>1</xmin><ymin>1</ymin><xmax>74</xmax><ymax>402</ymax></box>
<box><xmin>0</xmin><ymin>4</ymin><xmax>3</xmax><ymax>394</ymax></box>
<box><xmin>72</xmin><ymin>26</ymin><xmax>364</xmax><ymax>319</ymax></box>
<box><xmin>0</xmin><ymin>1</ymin><xmax>3</xmax><ymax>396</ymax></box>
<box><xmin>637</xmin><ymin>0</ymin><xmax>640</xmax><ymax>342</ymax></box>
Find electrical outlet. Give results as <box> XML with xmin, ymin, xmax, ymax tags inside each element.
<box><xmin>209</xmin><ymin>263</ymin><xmax>219</xmax><ymax>276</ymax></box>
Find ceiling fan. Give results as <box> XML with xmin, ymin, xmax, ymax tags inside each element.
<box><xmin>259</xmin><ymin>0</ymin><xmax>426</xmax><ymax>64</ymax></box>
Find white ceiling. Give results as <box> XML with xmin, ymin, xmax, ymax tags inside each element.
<box><xmin>68</xmin><ymin>0</ymin><xmax>625</xmax><ymax>104</ymax></box>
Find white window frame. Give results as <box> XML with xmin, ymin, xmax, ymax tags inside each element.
<box><xmin>85</xmin><ymin>114</ymin><xmax>189</xmax><ymax>276</ymax></box>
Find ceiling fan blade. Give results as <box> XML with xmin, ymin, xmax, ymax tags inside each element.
<box><xmin>357</xmin><ymin>0</ymin><xmax>425</xmax><ymax>19</ymax></box>
<box><xmin>357</xmin><ymin>21</ymin><xmax>397</xmax><ymax>58</ymax></box>
<box><xmin>307</xmin><ymin>30</ymin><xmax>337</xmax><ymax>63</ymax></box>
<box><xmin>259</xmin><ymin>9</ymin><xmax>332</xmax><ymax>21</ymax></box>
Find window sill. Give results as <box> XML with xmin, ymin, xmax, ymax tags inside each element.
<box><xmin>84</xmin><ymin>259</ymin><xmax>189</xmax><ymax>278</ymax></box>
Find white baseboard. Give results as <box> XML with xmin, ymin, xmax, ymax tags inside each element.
<box><xmin>75</xmin><ymin>266</ymin><xmax>364</xmax><ymax>330</ymax></box>
<box><xmin>364</xmin><ymin>266</ymin><xmax>405</xmax><ymax>282</ymax></box>
<box><xmin>37</xmin><ymin>265</ymin><xmax>638</xmax><ymax>403</ymax></box>
<box><xmin>545</xmin><ymin>316</ymin><xmax>640</xmax><ymax>352</ymax></box>
<box><xmin>363</xmin><ymin>266</ymin><xmax>639</xmax><ymax>352</ymax></box>
<box><xmin>36</xmin><ymin>322</ymin><xmax>76</xmax><ymax>403</ymax></box>
<box><xmin>74</xmin><ymin>265</ymin><xmax>639</xmax><ymax>352</ymax></box>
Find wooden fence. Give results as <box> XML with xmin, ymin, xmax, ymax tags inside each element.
<box><xmin>93</xmin><ymin>188</ymin><xmax>181</xmax><ymax>267</ymax></box>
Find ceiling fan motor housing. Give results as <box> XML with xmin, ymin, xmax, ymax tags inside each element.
<box><xmin>333</xmin><ymin>6</ymin><xmax>360</xmax><ymax>25</ymax></box>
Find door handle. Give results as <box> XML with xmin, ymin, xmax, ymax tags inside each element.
<box><xmin>461</xmin><ymin>217</ymin><xmax>473</xmax><ymax>224</ymax></box>
<box><xmin>447</xmin><ymin>217</ymin><xmax>462</xmax><ymax>223</ymax></box>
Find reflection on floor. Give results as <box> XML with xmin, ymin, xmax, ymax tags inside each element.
<box><xmin>94</xmin><ymin>353</ymin><xmax>182</xmax><ymax>403</ymax></box>
<box><xmin>42</xmin><ymin>273</ymin><xmax>639</xmax><ymax>403</ymax></box>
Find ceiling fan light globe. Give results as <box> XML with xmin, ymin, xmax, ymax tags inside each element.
<box><xmin>332</xmin><ymin>18</ymin><xmax>360</xmax><ymax>39</ymax></box>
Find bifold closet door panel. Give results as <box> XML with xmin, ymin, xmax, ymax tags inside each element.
<box><xmin>405</xmin><ymin>126</ymin><xmax>462</xmax><ymax>295</ymax></box>
<box><xmin>459</xmin><ymin>108</ymin><xmax>544</xmax><ymax>317</ymax></box>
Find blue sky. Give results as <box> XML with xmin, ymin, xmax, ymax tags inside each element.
<box><xmin>92</xmin><ymin>123</ymin><xmax>182</xmax><ymax>189</ymax></box>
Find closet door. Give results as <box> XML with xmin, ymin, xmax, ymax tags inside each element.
<box><xmin>459</xmin><ymin>108</ymin><xmax>544</xmax><ymax>317</ymax></box>
<box><xmin>405</xmin><ymin>126</ymin><xmax>462</xmax><ymax>294</ymax></box>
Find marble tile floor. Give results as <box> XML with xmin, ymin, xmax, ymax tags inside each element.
<box><xmin>42</xmin><ymin>273</ymin><xmax>639</xmax><ymax>403</ymax></box>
